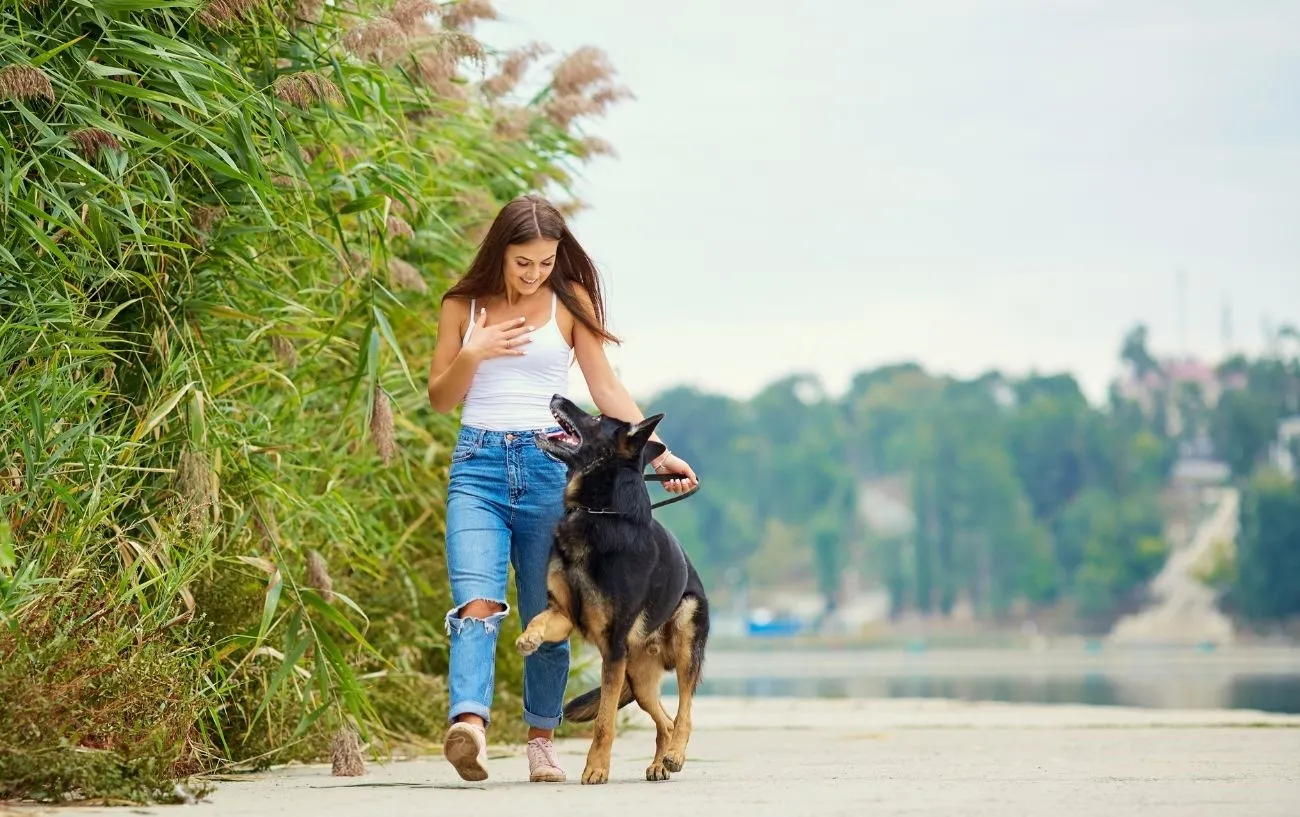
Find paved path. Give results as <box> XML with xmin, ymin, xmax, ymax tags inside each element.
<box><xmin>29</xmin><ymin>697</ymin><xmax>1300</xmax><ymax>817</ymax></box>
<box><xmin>1110</xmin><ymin>485</ymin><xmax>1238</xmax><ymax>645</ymax></box>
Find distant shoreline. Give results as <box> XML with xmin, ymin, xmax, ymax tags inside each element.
<box><xmin>704</xmin><ymin>633</ymin><xmax>1300</xmax><ymax>652</ymax></box>
<box><xmin>682</xmin><ymin>642</ymin><xmax>1300</xmax><ymax>714</ymax></box>
<box><xmin>700</xmin><ymin>640</ymin><xmax>1300</xmax><ymax>665</ymax></box>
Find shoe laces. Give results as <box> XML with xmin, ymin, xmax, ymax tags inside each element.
<box><xmin>526</xmin><ymin>737</ymin><xmax>561</xmax><ymax>769</ymax></box>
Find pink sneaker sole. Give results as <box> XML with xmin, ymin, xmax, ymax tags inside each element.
<box><xmin>530</xmin><ymin>766</ymin><xmax>566</xmax><ymax>783</ymax></box>
<box><xmin>444</xmin><ymin>724</ymin><xmax>488</xmax><ymax>782</ymax></box>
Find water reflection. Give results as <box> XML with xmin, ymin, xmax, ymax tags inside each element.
<box><xmin>685</xmin><ymin>675</ymin><xmax>1300</xmax><ymax>712</ymax></box>
<box><xmin>675</xmin><ymin>648</ymin><xmax>1300</xmax><ymax>713</ymax></box>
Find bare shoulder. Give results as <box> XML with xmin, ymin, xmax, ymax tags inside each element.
<box><xmin>441</xmin><ymin>294</ymin><xmax>472</xmax><ymax>314</ymax></box>
<box><xmin>439</xmin><ymin>295</ymin><xmax>472</xmax><ymax>341</ymax></box>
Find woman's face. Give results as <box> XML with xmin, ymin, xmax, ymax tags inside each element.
<box><xmin>502</xmin><ymin>237</ymin><xmax>560</xmax><ymax>299</ymax></box>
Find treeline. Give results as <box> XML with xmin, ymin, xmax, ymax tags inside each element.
<box><xmin>1196</xmin><ymin>328</ymin><xmax>1300</xmax><ymax>623</ymax></box>
<box><xmin>650</xmin><ymin>325</ymin><xmax>1300</xmax><ymax>629</ymax></box>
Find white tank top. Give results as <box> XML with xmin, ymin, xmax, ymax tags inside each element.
<box><xmin>459</xmin><ymin>291</ymin><xmax>573</xmax><ymax>431</ymax></box>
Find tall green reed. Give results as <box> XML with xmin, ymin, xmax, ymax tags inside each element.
<box><xmin>1</xmin><ymin>0</ymin><xmax>626</xmax><ymax>802</ymax></box>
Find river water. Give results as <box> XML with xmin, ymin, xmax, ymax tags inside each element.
<box><xmin>679</xmin><ymin>644</ymin><xmax>1300</xmax><ymax>714</ymax></box>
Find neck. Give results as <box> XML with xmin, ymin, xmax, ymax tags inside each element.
<box><xmin>567</xmin><ymin>470</ymin><xmax>652</xmax><ymax>522</ymax></box>
<box><xmin>503</xmin><ymin>284</ymin><xmax>549</xmax><ymax>307</ymax></box>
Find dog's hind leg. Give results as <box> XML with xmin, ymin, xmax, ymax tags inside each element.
<box><xmin>663</xmin><ymin>596</ymin><xmax>707</xmax><ymax>773</ymax></box>
<box><xmin>627</xmin><ymin>650</ymin><xmax>674</xmax><ymax>781</ymax></box>
<box><xmin>581</xmin><ymin>655</ymin><xmax>628</xmax><ymax>785</ymax></box>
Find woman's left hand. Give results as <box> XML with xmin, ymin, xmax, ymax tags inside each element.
<box><xmin>654</xmin><ymin>453</ymin><xmax>698</xmax><ymax>494</ymax></box>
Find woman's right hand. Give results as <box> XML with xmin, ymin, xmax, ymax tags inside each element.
<box><xmin>463</xmin><ymin>308</ymin><xmax>533</xmax><ymax>362</ymax></box>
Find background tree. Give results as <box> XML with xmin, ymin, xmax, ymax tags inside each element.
<box><xmin>643</xmin><ymin>338</ymin><xmax>1209</xmax><ymax>631</ymax></box>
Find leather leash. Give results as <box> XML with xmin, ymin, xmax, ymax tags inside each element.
<box><xmin>644</xmin><ymin>472</ymin><xmax>699</xmax><ymax>510</ymax></box>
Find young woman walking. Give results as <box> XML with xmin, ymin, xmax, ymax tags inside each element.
<box><xmin>426</xmin><ymin>194</ymin><xmax>699</xmax><ymax>783</ymax></box>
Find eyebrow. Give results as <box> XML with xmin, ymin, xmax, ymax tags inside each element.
<box><xmin>515</xmin><ymin>255</ymin><xmax>557</xmax><ymax>263</ymax></box>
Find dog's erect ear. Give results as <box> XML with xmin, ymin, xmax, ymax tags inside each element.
<box><xmin>627</xmin><ymin>413</ymin><xmax>663</xmax><ymax>444</ymax></box>
<box><xmin>619</xmin><ymin>413</ymin><xmax>664</xmax><ymax>458</ymax></box>
<box><xmin>642</xmin><ymin>440</ymin><xmax>667</xmax><ymax>467</ymax></box>
<box><xmin>641</xmin><ymin>441</ymin><xmax>667</xmax><ymax>471</ymax></box>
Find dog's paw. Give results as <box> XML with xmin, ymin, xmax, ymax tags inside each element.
<box><xmin>662</xmin><ymin>751</ymin><xmax>684</xmax><ymax>773</ymax></box>
<box><xmin>581</xmin><ymin>764</ymin><xmax>610</xmax><ymax>785</ymax></box>
<box><xmin>515</xmin><ymin>631</ymin><xmax>543</xmax><ymax>656</ymax></box>
<box><xmin>646</xmin><ymin>761</ymin><xmax>671</xmax><ymax>782</ymax></box>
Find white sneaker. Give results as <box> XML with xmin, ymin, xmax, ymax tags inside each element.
<box><xmin>444</xmin><ymin>722</ymin><xmax>489</xmax><ymax>781</ymax></box>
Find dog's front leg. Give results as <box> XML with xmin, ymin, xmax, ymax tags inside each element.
<box><xmin>581</xmin><ymin>655</ymin><xmax>628</xmax><ymax>785</ymax></box>
<box><xmin>516</xmin><ymin>607</ymin><xmax>573</xmax><ymax>656</ymax></box>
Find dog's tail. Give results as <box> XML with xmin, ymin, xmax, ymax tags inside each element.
<box><xmin>562</xmin><ymin>682</ymin><xmax>636</xmax><ymax>723</ymax></box>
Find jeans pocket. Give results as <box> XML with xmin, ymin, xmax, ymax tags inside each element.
<box><xmin>451</xmin><ymin>440</ymin><xmax>478</xmax><ymax>464</ymax></box>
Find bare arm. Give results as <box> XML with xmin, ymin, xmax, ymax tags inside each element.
<box><xmin>427</xmin><ymin>298</ymin><xmax>532</xmax><ymax>413</ymax></box>
<box><xmin>427</xmin><ymin>298</ymin><xmax>477</xmax><ymax>413</ymax></box>
<box><xmin>570</xmin><ymin>290</ymin><xmax>699</xmax><ymax>490</ymax></box>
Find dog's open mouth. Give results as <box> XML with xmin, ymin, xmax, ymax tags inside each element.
<box><xmin>546</xmin><ymin>409</ymin><xmax>581</xmax><ymax>446</ymax></box>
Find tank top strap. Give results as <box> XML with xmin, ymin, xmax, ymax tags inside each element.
<box><xmin>550</xmin><ymin>291</ymin><xmax>557</xmax><ymax>321</ymax></box>
<box><xmin>463</xmin><ymin>298</ymin><xmax>476</xmax><ymax>343</ymax></box>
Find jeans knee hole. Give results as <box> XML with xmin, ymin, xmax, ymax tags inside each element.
<box><xmin>457</xmin><ymin>599</ymin><xmax>507</xmax><ymax>618</ymax></box>
<box><xmin>445</xmin><ymin>599</ymin><xmax>510</xmax><ymax>634</ymax></box>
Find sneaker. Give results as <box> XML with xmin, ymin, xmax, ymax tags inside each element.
<box><xmin>443</xmin><ymin>722</ymin><xmax>489</xmax><ymax>782</ymax></box>
<box><xmin>526</xmin><ymin>736</ymin><xmax>566</xmax><ymax>783</ymax></box>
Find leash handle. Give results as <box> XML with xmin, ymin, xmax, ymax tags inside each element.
<box><xmin>643</xmin><ymin>472</ymin><xmax>699</xmax><ymax>510</ymax></box>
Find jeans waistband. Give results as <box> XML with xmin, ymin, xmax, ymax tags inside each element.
<box><xmin>459</xmin><ymin>424</ymin><xmax>563</xmax><ymax>447</ymax></box>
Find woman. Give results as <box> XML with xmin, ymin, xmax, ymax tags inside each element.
<box><xmin>426</xmin><ymin>194</ymin><xmax>699</xmax><ymax>783</ymax></box>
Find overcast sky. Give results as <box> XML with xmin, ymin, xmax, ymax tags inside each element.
<box><xmin>477</xmin><ymin>1</ymin><xmax>1300</xmax><ymax>405</ymax></box>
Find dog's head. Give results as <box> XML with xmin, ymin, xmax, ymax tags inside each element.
<box><xmin>536</xmin><ymin>394</ymin><xmax>666</xmax><ymax>482</ymax></box>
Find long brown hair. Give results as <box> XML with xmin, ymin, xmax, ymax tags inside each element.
<box><xmin>443</xmin><ymin>194</ymin><xmax>620</xmax><ymax>345</ymax></box>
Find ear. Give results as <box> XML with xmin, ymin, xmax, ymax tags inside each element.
<box><xmin>627</xmin><ymin>413</ymin><xmax>663</xmax><ymax>446</ymax></box>
<box><xmin>619</xmin><ymin>413</ymin><xmax>664</xmax><ymax>459</ymax></box>
<box><xmin>642</xmin><ymin>440</ymin><xmax>667</xmax><ymax>467</ymax></box>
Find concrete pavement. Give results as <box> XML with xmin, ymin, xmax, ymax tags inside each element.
<box><xmin>25</xmin><ymin>697</ymin><xmax>1300</xmax><ymax>817</ymax></box>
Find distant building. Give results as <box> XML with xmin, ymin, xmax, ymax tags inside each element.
<box><xmin>1120</xmin><ymin>356</ymin><xmax>1214</xmax><ymax>410</ymax></box>
<box><xmin>857</xmin><ymin>476</ymin><xmax>915</xmax><ymax>538</ymax></box>
<box><xmin>1118</xmin><ymin>355</ymin><xmax>1258</xmax><ymax>442</ymax></box>
<box><xmin>1270</xmin><ymin>416</ymin><xmax>1300</xmax><ymax>478</ymax></box>
<box><xmin>1117</xmin><ymin>354</ymin><xmax>1234</xmax><ymax>484</ymax></box>
<box><xmin>1170</xmin><ymin>456</ymin><xmax>1230</xmax><ymax>486</ymax></box>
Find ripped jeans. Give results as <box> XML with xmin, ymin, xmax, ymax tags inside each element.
<box><xmin>444</xmin><ymin>424</ymin><xmax>570</xmax><ymax>729</ymax></box>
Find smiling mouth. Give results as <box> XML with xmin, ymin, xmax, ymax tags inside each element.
<box><xmin>521</xmin><ymin>277</ymin><xmax>539</xmax><ymax>285</ymax></box>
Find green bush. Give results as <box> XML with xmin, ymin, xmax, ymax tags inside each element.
<box><xmin>1233</xmin><ymin>470</ymin><xmax>1300</xmax><ymax>622</ymax></box>
<box><xmin>1</xmin><ymin>0</ymin><xmax>625</xmax><ymax>802</ymax></box>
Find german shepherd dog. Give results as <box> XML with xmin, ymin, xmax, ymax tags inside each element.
<box><xmin>518</xmin><ymin>394</ymin><xmax>709</xmax><ymax>785</ymax></box>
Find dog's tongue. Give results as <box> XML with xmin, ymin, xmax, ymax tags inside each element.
<box><xmin>546</xmin><ymin>430</ymin><xmax>578</xmax><ymax>444</ymax></box>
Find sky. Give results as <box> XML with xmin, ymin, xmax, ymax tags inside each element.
<box><xmin>476</xmin><ymin>0</ymin><xmax>1300</xmax><ymax>406</ymax></box>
